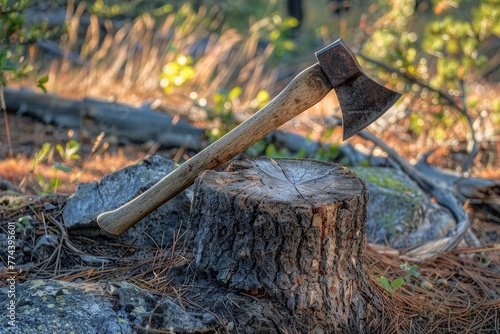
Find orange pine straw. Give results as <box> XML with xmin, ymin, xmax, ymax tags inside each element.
<box><xmin>2</xmin><ymin>195</ymin><xmax>499</xmax><ymax>333</ymax></box>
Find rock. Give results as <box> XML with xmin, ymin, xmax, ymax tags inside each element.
<box><xmin>0</xmin><ymin>279</ymin><xmax>217</xmax><ymax>333</ymax></box>
<box><xmin>62</xmin><ymin>155</ymin><xmax>192</xmax><ymax>247</ymax></box>
<box><xmin>353</xmin><ymin>167</ymin><xmax>456</xmax><ymax>249</ymax></box>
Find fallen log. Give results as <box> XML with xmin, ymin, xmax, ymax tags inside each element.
<box><xmin>415</xmin><ymin>150</ymin><xmax>500</xmax><ymax>222</ymax></box>
<box><xmin>82</xmin><ymin>97</ymin><xmax>205</xmax><ymax>150</ymax></box>
<box><xmin>4</xmin><ymin>87</ymin><xmax>82</xmax><ymax>128</ymax></box>
<box><xmin>188</xmin><ymin>158</ymin><xmax>384</xmax><ymax>332</ymax></box>
<box><xmin>3</xmin><ymin>87</ymin><xmax>205</xmax><ymax>150</ymax></box>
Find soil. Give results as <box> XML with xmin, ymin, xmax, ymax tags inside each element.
<box><xmin>0</xmin><ymin>113</ymin><xmax>185</xmax><ymax>195</ymax></box>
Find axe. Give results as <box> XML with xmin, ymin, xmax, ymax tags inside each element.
<box><xmin>97</xmin><ymin>38</ymin><xmax>401</xmax><ymax>236</ymax></box>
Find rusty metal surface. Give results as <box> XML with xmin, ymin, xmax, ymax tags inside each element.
<box><xmin>316</xmin><ymin>39</ymin><xmax>401</xmax><ymax>140</ymax></box>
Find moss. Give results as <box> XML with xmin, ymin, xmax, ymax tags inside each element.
<box><xmin>352</xmin><ymin>167</ymin><xmax>427</xmax><ymax>246</ymax></box>
<box><xmin>133</xmin><ymin>305</ymin><xmax>147</xmax><ymax>314</ymax></box>
<box><xmin>29</xmin><ymin>280</ymin><xmax>46</xmax><ymax>290</ymax></box>
<box><xmin>353</xmin><ymin>167</ymin><xmax>418</xmax><ymax>195</ymax></box>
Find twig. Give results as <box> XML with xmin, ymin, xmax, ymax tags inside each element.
<box><xmin>358</xmin><ymin>53</ymin><xmax>479</xmax><ymax>172</ymax></box>
<box><xmin>0</xmin><ymin>85</ymin><xmax>12</xmax><ymax>158</ymax></box>
<box><xmin>458</xmin><ymin>79</ymin><xmax>478</xmax><ymax>171</ymax></box>
<box><xmin>131</xmin><ymin>326</ymin><xmax>175</xmax><ymax>333</ymax></box>
<box><xmin>117</xmin><ymin>226</ymin><xmax>148</xmax><ymax>261</ymax></box>
<box><xmin>358</xmin><ymin>54</ymin><xmax>462</xmax><ymax>113</ymax></box>
<box><xmin>48</xmin><ymin>215</ymin><xmax>116</xmax><ymax>264</ymax></box>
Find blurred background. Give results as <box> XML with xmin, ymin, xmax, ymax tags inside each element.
<box><xmin>0</xmin><ymin>0</ymin><xmax>498</xmax><ymax>195</ymax></box>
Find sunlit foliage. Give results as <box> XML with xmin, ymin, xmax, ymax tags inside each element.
<box><xmin>0</xmin><ymin>0</ymin><xmax>65</xmax><ymax>88</ymax></box>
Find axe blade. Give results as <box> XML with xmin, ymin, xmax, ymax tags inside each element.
<box><xmin>336</xmin><ymin>75</ymin><xmax>401</xmax><ymax>140</ymax></box>
<box><xmin>315</xmin><ymin>39</ymin><xmax>401</xmax><ymax>140</ymax></box>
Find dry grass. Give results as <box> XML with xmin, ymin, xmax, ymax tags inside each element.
<box><xmin>44</xmin><ymin>3</ymin><xmax>279</xmax><ymax>108</ymax></box>
<box><xmin>366</xmin><ymin>244</ymin><xmax>500</xmax><ymax>333</ymax></box>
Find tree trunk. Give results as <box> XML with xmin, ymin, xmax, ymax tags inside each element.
<box><xmin>188</xmin><ymin>158</ymin><xmax>384</xmax><ymax>333</ymax></box>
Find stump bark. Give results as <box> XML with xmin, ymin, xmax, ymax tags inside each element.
<box><xmin>188</xmin><ymin>158</ymin><xmax>384</xmax><ymax>332</ymax></box>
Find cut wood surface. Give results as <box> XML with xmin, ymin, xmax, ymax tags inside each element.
<box><xmin>189</xmin><ymin>158</ymin><xmax>384</xmax><ymax>332</ymax></box>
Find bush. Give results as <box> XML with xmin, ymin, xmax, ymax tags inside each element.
<box><xmin>0</xmin><ymin>0</ymin><xmax>64</xmax><ymax>88</ymax></box>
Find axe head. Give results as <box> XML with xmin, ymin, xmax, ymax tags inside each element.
<box><xmin>315</xmin><ymin>39</ymin><xmax>401</xmax><ymax>140</ymax></box>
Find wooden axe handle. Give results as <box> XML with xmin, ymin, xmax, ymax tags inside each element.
<box><xmin>97</xmin><ymin>64</ymin><xmax>333</xmax><ymax>236</ymax></box>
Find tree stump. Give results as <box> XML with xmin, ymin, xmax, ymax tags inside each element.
<box><xmin>188</xmin><ymin>158</ymin><xmax>384</xmax><ymax>332</ymax></box>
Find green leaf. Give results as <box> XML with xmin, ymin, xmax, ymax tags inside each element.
<box><xmin>409</xmin><ymin>264</ymin><xmax>421</xmax><ymax>278</ymax></box>
<box><xmin>247</xmin><ymin>140</ymin><xmax>267</xmax><ymax>157</ymax></box>
<box><xmin>49</xmin><ymin>177</ymin><xmax>63</xmax><ymax>188</ymax></box>
<box><xmin>56</xmin><ymin>143</ymin><xmax>64</xmax><ymax>157</ymax></box>
<box><xmin>36</xmin><ymin>173</ymin><xmax>47</xmax><ymax>186</ymax></box>
<box><xmin>37</xmin><ymin>75</ymin><xmax>49</xmax><ymax>84</ymax></box>
<box><xmin>391</xmin><ymin>278</ymin><xmax>405</xmax><ymax>292</ymax></box>
<box><xmin>321</xmin><ymin>127</ymin><xmax>335</xmax><ymax>142</ymax></box>
<box><xmin>295</xmin><ymin>148</ymin><xmax>306</xmax><ymax>159</ymax></box>
<box><xmin>66</xmin><ymin>140</ymin><xmax>81</xmax><ymax>159</ymax></box>
<box><xmin>31</xmin><ymin>143</ymin><xmax>51</xmax><ymax>170</ymax></box>
<box><xmin>18</xmin><ymin>216</ymin><xmax>32</xmax><ymax>227</ymax></box>
<box><xmin>0</xmin><ymin>65</ymin><xmax>16</xmax><ymax>71</ymax></box>
<box><xmin>378</xmin><ymin>276</ymin><xmax>391</xmax><ymax>292</ymax></box>
<box><xmin>53</xmin><ymin>162</ymin><xmax>72</xmax><ymax>173</ymax></box>
<box><xmin>16</xmin><ymin>223</ymin><xmax>24</xmax><ymax>233</ymax></box>
<box><xmin>36</xmin><ymin>75</ymin><xmax>49</xmax><ymax>93</ymax></box>
<box><xmin>37</xmin><ymin>83</ymin><xmax>47</xmax><ymax>94</ymax></box>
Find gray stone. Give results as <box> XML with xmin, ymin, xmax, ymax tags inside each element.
<box><xmin>353</xmin><ymin>167</ymin><xmax>456</xmax><ymax>249</ymax></box>
<box><xmin>0</xmin><ymin>279</ymin><xmax>216</xmax><ymax>334</ymax></box>
<box><xmin>62</xmin><ymin>155</ymin><xmax>192</xmax><ymax>247</ymax></box>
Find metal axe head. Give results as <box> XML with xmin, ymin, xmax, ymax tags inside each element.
<box><xmin>315</xmin><ymin>39</ymin><xmax>401</xmax><ymax>140</ymax></box>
